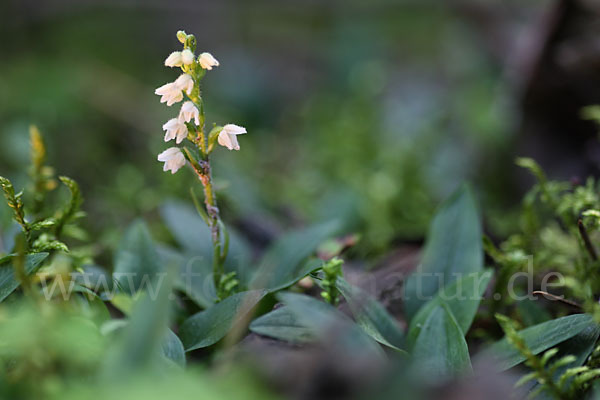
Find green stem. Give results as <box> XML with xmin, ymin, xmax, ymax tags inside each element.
<box><xmin>180</xmin><ymin>39</ymin><xmax>229</xmax><ymax>298</ymax></box>
<box><xmin>190</xmin><ymin>96</ymin><xmax>226</xmax><ymax>298</ymax></box>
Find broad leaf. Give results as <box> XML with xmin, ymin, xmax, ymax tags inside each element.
<box><xmin>100</xmin><ymin>317</ymin><xmax>186</xmax><ymax>368</ymax></box>
<box><xmin>251</xmin><ymin>221</ymin><xmax>339</xmax><ymax>292</ymax></box>
<box><xmin>529</xmin><ymin>324</ymin><xmax>600</xmax><ymax>399</ymax></box>
<box><xmin>72</xmin><ymin>264</ymin><xmax>114</xmax><ymax>294</ymax></box>
<box><xmin>0</xmin><ymin>253</ymin><xmax>48</xmax><ymax>302</ymax></box>
<box><xmin>480</xmin><ymin>313</ymin><xmax>595</xmax><ymax>371</ymax></box>
<box><xmin>102</xmin><ymin>269</ymin><xmax>175</xmax><ymax>378</ymax></box>
<box><xmin>249</xmin><ymin>306</ymin><xmax>314</xmax><ymax>343</ymax></box>
<box><xmin>113</xmin><ymin>221</ymin><xmax>162</xmax><ymax>295</ymax></box>
<box><xmin>278</xmin><ymin>292</ymin><xmax>384</xmax><ymax>359</ymax></box>
<box><xmin>161</xmin><ymin>329</ymin><xmax>186</xmax><ymax>368</ymax></box>
<box><xmin>156</xmin><ymin>245</ymin><xmax>216</xmax><ymax>309</ymax></box>
<box><xmin>336</xmin><ymin>277</ymin><xmax>405</xmax><ymax>350</ymax></box>
<box><xmin>403</xmin><ymin>185</ymin><xmax>483</xmax><ymax>320</ymax></box>
<box><xmin>412</xmin><ymin>304</ymin><xmax>472</xmax><ymax>379</ymax></box>
<box><xmin>161</xmin><ymin>201</ymin><xmax>213</xmax><ymax>256</ymax></box>
<box><xmin>160</xmin><ymin>201</ymin><xmax>252</xmax><ymax>286</ymax></box>
<box><xmin>517</xmin><ymin>298</ymin><xmax>552</xmax><ymax>327</ymax></box>
<box><xmin>407</xmin><ymin>269</ymin><xmax>493</xmax><ymax>348</ymax></box>
<box><xmin>179</xmin><ymin>290</ymin><xmax>267</xmax><ymax>351</ymax></box>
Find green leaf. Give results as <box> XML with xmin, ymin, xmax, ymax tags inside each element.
<box><xmin>156</xmin><ymin>245</ymin><xmax>216</xmax><ymax>309</ymax></box>
<box><xmin>403</xmin><ymin>185</ymin><xmax>483</xmax><ymax>320</ymax></box>
<box><xmin>412</xmin><ymin>304</ymin><xmax>472</xmax><ymax>379</ymax></box>
<box><xmin>160</xmin><ymin>201</ymin><xmax>213</xmax><ymax>258</ymax></box>
<box><xmin>277</xmin><ymin>292</ymin><xmax>384</xmax><ymax>359</ymax></box>
<box><xmin>251</xmin><ymin>221</ymin><xmax>339</xmax><ymax>292</ymax></box>
<box><xmin>0</xmin><ymin>253</ymin><xmax>48</xmax><ymax>302</ymax></box>
<box><xmin>517</xmin><ymin>298</ymin><xmax>552</xmax><ymax>327</ymax></box>
<box><xmin>160</xmin><ymin>201</ymin><xmax>252</xmax><ymax>285</ymax></box>
<box><xmin>528</xmin><ymin>324</ymin><xmax>600</xmax><ymax>399</ymax></box>
<box><xmin>100</xmin><ymin>318</ymin><xmax>186</xmax><ymax>369</ymax></box>
<box><xmin>179</xmin><ymin>290</ymin><xmax>267</xmax><ymax>351</ymax></box>
<box><xmin>71</xmin><ymin>292</ymin><xmax>111</xmax><ymax>326</ymax></box>
<box><xmin>101</xmin><ymin>268</ymin><xmax>176</xmax><ymax>378</ymax></box>
<box><xmin>407</xmin><ymin>269</ymin><xmax>493</xmax><ymax>348</ymax></box>
<box><xmin>72</xmin><ymin>264</ymin><xmax>114</xmax><ymax>294</ymax></box>
<box><xmin>249</xmin><ymin>306</ymin><xmax>314</xmax><ymax>343</ymax></box>
<box><xmin>29</xmin><ymin>218</ymin><xmax>56</xmax><ymax>231</ymax></box>
<box><xmin>113</xmin><ymin>220</ymin><xmax>162</xmax><ymax>295</ymax></box>
<box><xmin>54</xmin><ymin>176</ymin><xmax>83</xmax><ymax>237</ymax></box>
<box><xmin>162</xmin><ymin>329</ymin><xmax>186</xmax><ymax>368</ymax></box>
<box><xmin>480</xmin><ymin>314</ymin><xmax>595</xmax><ymax>371</ymax></box>
<box><xmin>336</xmin><ymin>277</ymin><xmax>405</xmax><ymax>351</ymax></box>
<box><xmin>33</xmin><ymin>239</ymin><xmax>69</xmax><ymax>253</ymax></box>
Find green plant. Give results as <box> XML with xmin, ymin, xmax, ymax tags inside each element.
<box><xmin>319</xmin><ymin>257</ymin><xmax>343</xmax><ymax>305</ymax></box>
<box><xmin>154</xmin><ymin>31</ymin><xmax>250</xmax><ymax>300</ymax></box>
<box><xmin>497</xmin><ymin>314</ymin><xmax>600</xmax><ymax>399</ymax></box>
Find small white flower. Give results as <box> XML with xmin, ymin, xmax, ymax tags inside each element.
<box><xmin>181</xmin><ymin>49</ymin><xmax>195</xmax><ymax>65</ymax></box>
<box><xmin>158</xmin><ymin>147</ymin><xmax>186</xmax><ymax>174</ymax></box>
<box><xmin>179</xmin><ymin>101</ymin><xmax>200</xmax><ymax>125</ymax></box>
<box><xmin>198</xmin><ymin>52</ymin><xmax>219</xmax><ymax>70</ymax></box>
<box><xmin>162</xmin><ymin>118</ymin><xmax>188</xmax><ymax>144</ymax></box>
<box><xmin>155</xmin><ymin>82</ymin><xmax>183</xmax><ymax>106</ymax></box>
<box><xmin>218</xmin><ymin>124</ymin><xmax>247</xmax><ymax>151</ymax></box>
<box><xmin>175</xmin><ymin>73</ymin><xmax>194</xmax><ymax>95</ymax></box>
<box><xmin>164</xmin><ymin>51</ymin><xmax>183</xmax><ymax>67</ymax></box>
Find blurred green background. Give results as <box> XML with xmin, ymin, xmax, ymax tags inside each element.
<box><xmin>0</xmin><ymin>0</ymin><xmax>561</xmax><ymax>260</ymax></box>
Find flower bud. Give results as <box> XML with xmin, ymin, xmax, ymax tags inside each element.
<box><xmin>176</xmin><ymin>30</ymin><xmax>187</xmax><ymax>44</ymax></box>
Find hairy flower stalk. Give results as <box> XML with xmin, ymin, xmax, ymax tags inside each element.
<box><xmin>156</xmin><ymin>31</ymin><xmax>246</xmax><ymax>299</ymax></box>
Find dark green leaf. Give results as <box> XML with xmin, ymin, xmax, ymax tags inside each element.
<box><xmin>480</xmin><ymin>314</ymin><xmax>595</xmax><ymax>371</ymax></box>
<box><xmin>161</xmin><ymin>201</ymin><xmax>212</xmax><ymax>256</ymax></box>
<box><xmin>412</xmin><ymin>304</ymin><xmax>472</xmax><ymax>379</ymax></box>
<box><xmin>277</xmin><ymin>292</ymin><xmax>384</xmax><ymax>359</ymax></box>
<box><xmin>162</xmin><ymin>329</ymin><xmax>186</xmax><ymax>368</ymax></box>
<box><xmin>251</xmin><ymin>221</ymin><xmax>339</xmax><ymax>292</ymax></box>
<box><xmin>0</xmin><ymin>253</ymin><xmax>48</xmax><ymax>302</ymax></box>
<box><xmin>156</xmin><ymin>245</ymin><xmax>216</xmax><ymax>309</ymax></box>
<box><xmin>113</xmin><ymin>220</ymin><xmax>162</xmax><ymax>295</ymax></box>
<box><xmin>100</xmin><ymin>319</ymin><xmax>186</xmax><ymax>368</ymax></box>
<box><xmin>249</xmin><ymin>306</ymin><xmax>314</xmax><ymax>343</ymax></box>
<box><xmin>407</xmin><ymin>269</ymin><xmax>492</xmax><ymax>348</ymax></box>
<box><xmin>102</xmin><ymin>268</ymin><xmax>175</xmax><ymax>378</ymax></box>
<box><xmin>160</xmin><ymin>201</ymin><xmax>252</xmax><ymax>285</ymax></box>
<box><xmin>72</xmin><ymin>264</ymin><xmax>114</xmax><ymax>294</ymax></box>
<box><xmin>336</xmin><ymin>277</ymin><xmax>404</xmax><ymax>350</ymax></box>
<box><xmin>404</xmin><ymin>185</ymin><xmax>483</xmax><ymax>320</ymax></box>
<box><xmin>529</xmin><ymin>324</ymin><xmax>600</xmax><ymax>399</ymax></box>
<box><xmin>180</xmin><ymin>290</ymin><xmax>266</xmax><ymax>351</ymax></box>
<box><xmin>517</xmin><ymin>298</ymin><xmax>552</xmax><ymax>327</ymax></box>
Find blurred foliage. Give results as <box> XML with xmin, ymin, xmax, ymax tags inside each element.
<box><xmin>5</xmin><ymin>2</ymin><xmax>600</xmax><ymax>400</ymax></box>
<box><xmin>0</xmin><ymin>0</ymin><xmax>522</xmax><ymax>258</ymax></box>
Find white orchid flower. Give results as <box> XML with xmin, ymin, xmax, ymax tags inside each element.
<box><xmin>164</xmin><ymin>51</ymin><xmax>183</xmax><ymax>67</ymax></box>
<box><xmin>181</xmin><ymin>49</ymin><xmax>195</xmax><ymax>65</ymax></box>
<box><xmin>198</xmin><ymin>52</ymin><xmax>219</xmax><ymax>70</ymax></box>
<box><xmin>158</xmin><ymin>147</ymin><xmax>186</xmax><ymax>174</ymax></box>
<box><xmin>179</xmin><ymin>101</ymin><xmax>200</xmax><ymax>125</ymax></box>
<box><xmin>155</xmin><ymin>82</ymin><xmax>183</xmax><ymax>106</ymax></box>
<box><xmin>174</xmin><ymin>73</ymin><xmax>194</xmax><ymax>95</ymax></box>
<box><xmin>218</xmin><ymin>124</ymin><xmax>247</xmax><ymax>151</ymax></box>
<box><xmin>162</xmin><ymin>118</ymin><xmax>188</xmax><ymax>144</ymax></box>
